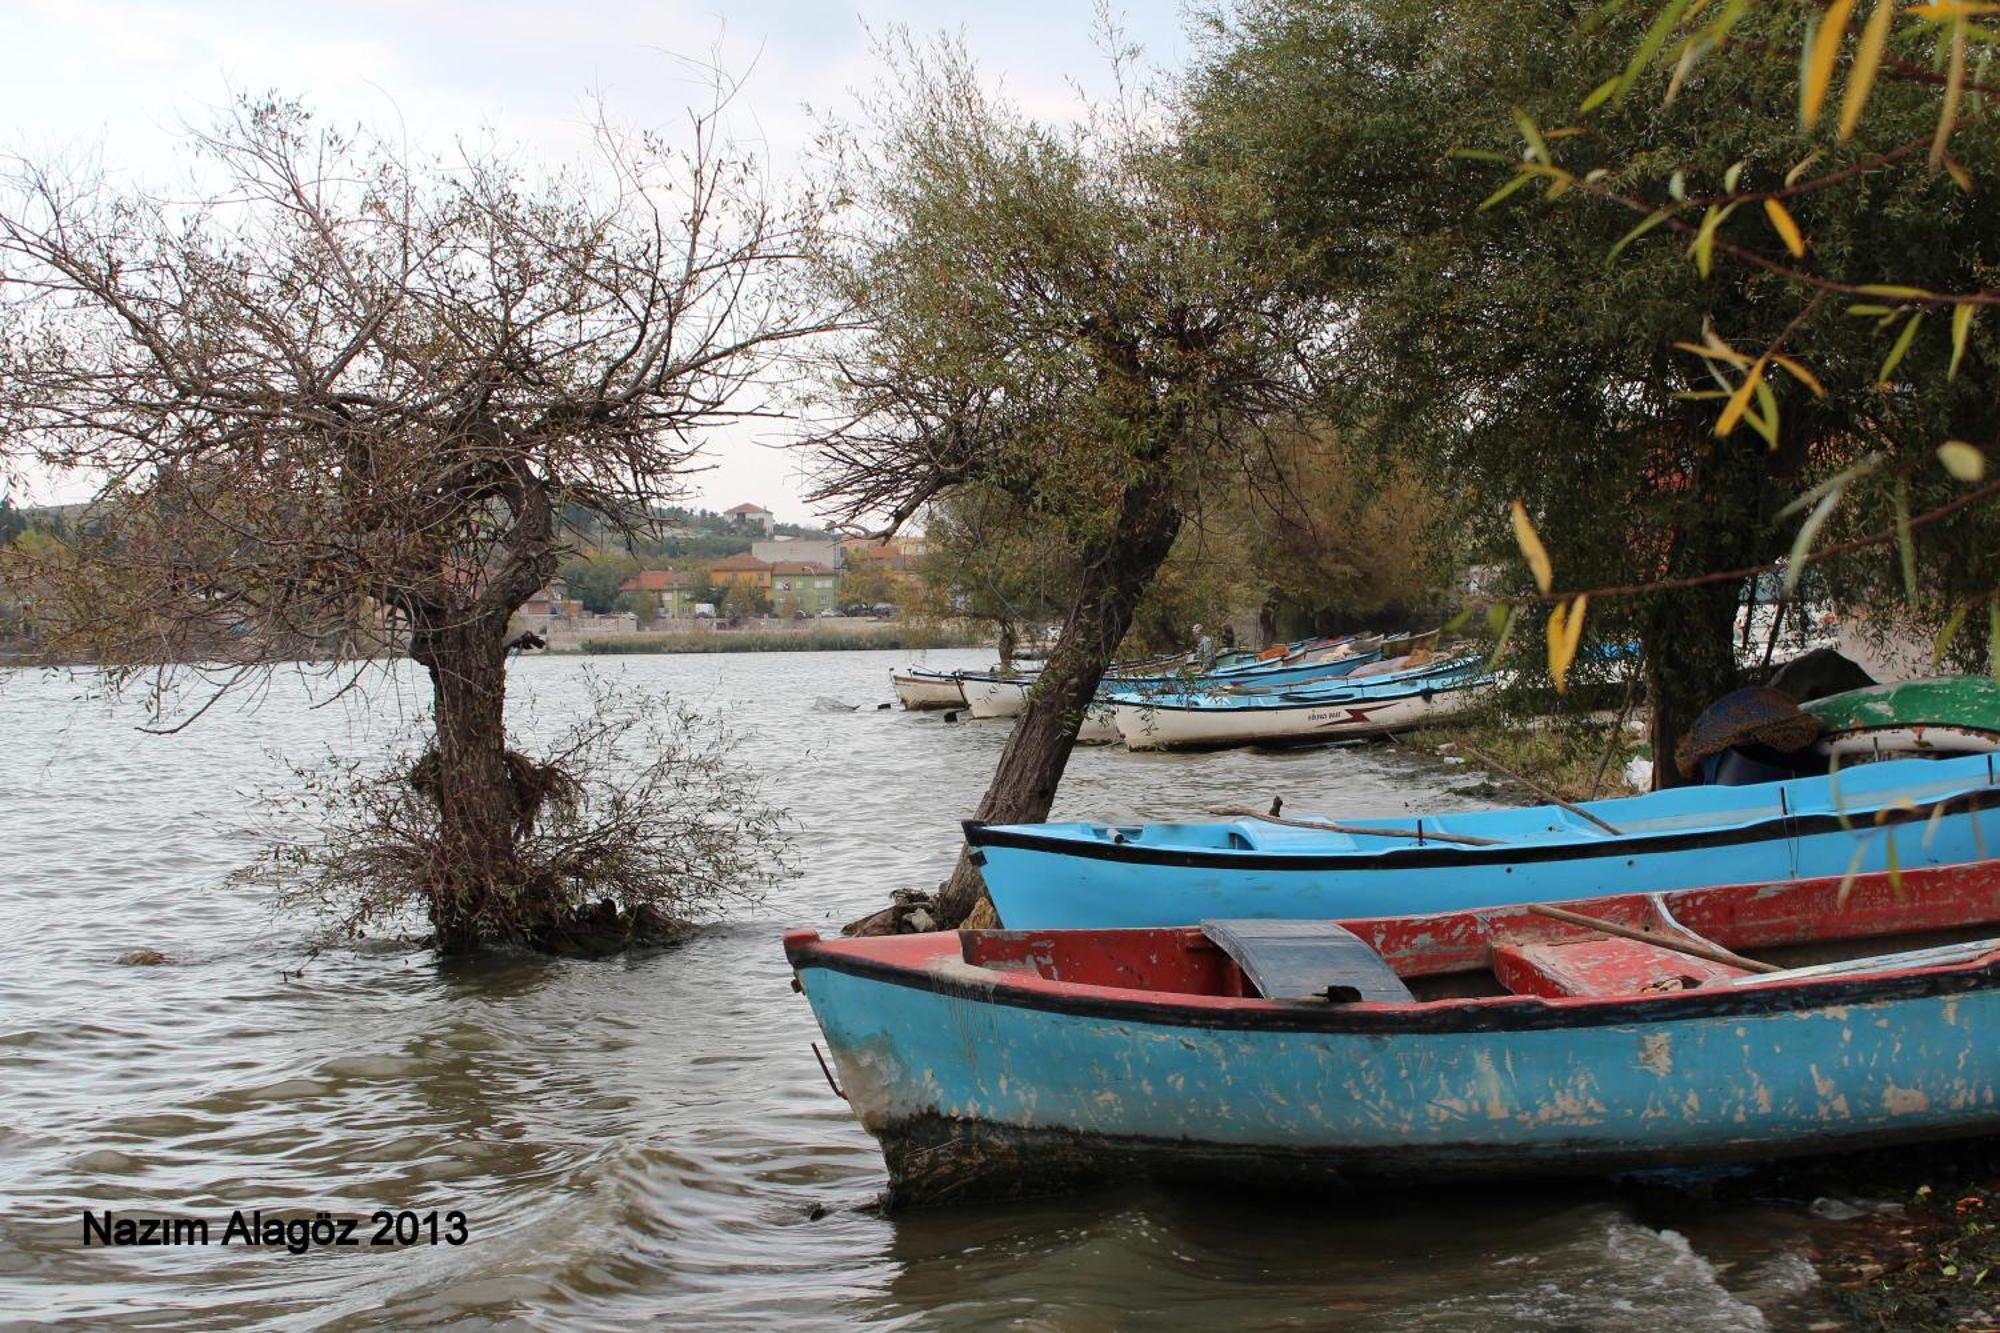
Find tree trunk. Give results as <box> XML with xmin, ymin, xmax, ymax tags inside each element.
<box><xmin>408</xmin><ymin>608</ymin><xmax>530</xmax><ymax>953</ymax></box>
<box><xmin>1642</xmin><ymin>580</ymin><xmax>1744</xmax><ymax>789</ymax></box>
<box><xmin>935</xmin><ymin>475</ymin><xmax>1184</xmax><ymax>926</ymax></box>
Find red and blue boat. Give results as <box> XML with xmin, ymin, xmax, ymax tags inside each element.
<box><xmin>786</xmin><ymin>862</ymin><xmax>2000</xmax><ymax>1204</ymax></box>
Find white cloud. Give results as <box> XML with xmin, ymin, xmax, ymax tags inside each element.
<box><xmin>2</xmin><ymin>0</ymin><xmax>1189</xmax><ymax>523</ymax></box>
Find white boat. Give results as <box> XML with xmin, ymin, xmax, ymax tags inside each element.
<box><xmin>961</xmin><ymin>675</ymin><xmax>1032</xmax><ymax>718</ymax></box>
<box><xmin>891</xmin><ymin>668</ymin><xmax>967</xmax><ymax>710</ymax></box>
<box><xmin>1112</xmin><ymin>671</ymin><xmax>1492</xmax><ymax>751</ymax></box>
<box><xmin>1076</xmin><ymin>704</ymin><xmax>1121</xmax><ymax>744</ymax></box>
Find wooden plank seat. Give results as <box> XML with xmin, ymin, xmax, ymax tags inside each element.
<box><xmin>1200</xmin><ymin>919</ymin><xmax>1415</xmax><ymax>1002</ymax></box>
<box><xmin>1492</xmin><ymin>935</ymin><xmax>1753</xmax><ymax>999</ymax></box>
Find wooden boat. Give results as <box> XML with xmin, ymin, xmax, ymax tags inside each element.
<box><xmin>1109</xmin><ymin>656</ymin><xmax>1492</xmax><ymax>751</ymax></box>
<box><xmin>890</xmin><ymin>668</ymin><xmax>967</xmax><ymax>711</ymax></box>
<box><xmin>968</xmin><ymin>752</ymin><xmax>2000</xmax><ymax>928</ymax></box>
<box><xmin>956</xmin><ymin>643</ymin><xmax>1387</xmax><ymax>724</ymax></box>
<box><xmin>961</xmin><ymin>673</ymin><xmax>1033</xmax><ymax>719</ymax></box>
<box><xmin>1805</xmin><ymin>677</ymin><xmax>2000</xmax><ymax>759</ymax></box>
<box><xmin>786</xmin><ymin>861</ymin><xmax>2000</xmax><ymax>1204</ymax></box>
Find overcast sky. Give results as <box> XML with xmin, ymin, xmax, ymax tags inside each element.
<box><xmin>2</xmin><ymin>1</ymin><xmax>1193</xmax><ymax>524</ymax></box>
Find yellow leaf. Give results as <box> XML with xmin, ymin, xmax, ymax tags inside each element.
<box><xmin>1763</xmin><ymin>198</ymin><xmax>1807</xmax><ymax>257</ymax></box>
<box><xmin>1841</xmin><ymin>0</ymin><xmax>1896</xmax><ymax>140</ymax></box>
<box><xmin>1511</xmin><ymin>499</ymin><xmax>1555</xmax><ymax>594</ymax></box>
<box><xmin>1951</xmin><ymin>303</ymin><xmax>1976</xmax><ymax>379</ymax></box>
<box><xmin>1939</xmin><ymin>440</ymin><xmax>1987</xmax><ymax>480</ymax></box>
<box><xmin>1715</xmin><ymin>356</ymin><xmax>1768</xmax><ymax>436</ymax></box>
<box><xmin>1857</xmin><ymin>284</ymin><xmax>1935</xmax><ymax>299</ymax></box>
<box><xmin>1673</xmin><ymin>338</ymin><xmax>1750</xmax><ymax>368</ymax></box>
<box><xmin>1700</xmin><ymin>318</ymin><xmax>1748</xmax><ymax>364</ymax></box>
<box><xmin>1933</xmin><ymin>18</ymin><xmax>1969</xmax><ymax>169</ymax></box>
<box><xmin>1944</xmin><ymin>152</ymin><xmax>1973</xmax><ymax>192</ymax></box>
<box><xmin>1548</xmin><ymin>594</ymin><xmax>1589</xmax><ymax>695</ymax></box>
<box><xmin>1804</xmin><ymin>0</ymin><xmax>1859</xmax><ymax>129</ymax></box>
<box><xmin>1772</xmin><ymin>354</ymin><xmax>1827</xmax><ymax>396</ymax></box>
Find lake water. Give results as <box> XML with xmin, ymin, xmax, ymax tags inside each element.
<box><xmin>0</xmin><ymin>649</ymin><xmax>1900</xmax><ymax>1328</ymax></box>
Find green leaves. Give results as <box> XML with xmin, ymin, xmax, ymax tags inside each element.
<box><xmin>1606</xmin><ymin>207</ymin><xmax>1677</xmax><ymax>266</ymax></box>
<box><xmin>1785</xmin><ymin>487</ymin><xmax>1842</xmax><ymax>596</ymax></box>
<box><xmin>1951</xmin><ymin>303</ymin><xmax>1976</xmax><ymax>379</ymax></box>
<box><xmin>1878</xmin><ymin>312</ymin><xmax>1925</xmax><ymax>385</ymax></box>
<box><xmin>1896</xmin><ymin>480</ymin><xmax>1919</xmax><ymax>609</ymax></box>
<box><xmin>1934</xmin><ymin>601</ymin><xmax>1971</xmax><ymax>671</ymax></box>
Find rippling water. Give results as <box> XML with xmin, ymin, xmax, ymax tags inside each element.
<box><xmin>0</xmin><ymin>650</ymin><xmax>1889</xmax><ymax>1327</ymax></box>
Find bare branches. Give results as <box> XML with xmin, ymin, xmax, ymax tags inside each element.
<box><xmin>0</xmin><ymin>93</ymin><xmax>823</xmax><ymax>702</ymax></box>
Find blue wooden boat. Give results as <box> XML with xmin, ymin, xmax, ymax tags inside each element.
<box><xmin>968</xmin><ymin>752</ymin><xmax>2000</xmax><ymax>928</ymax></box>
<box><xmin>1106</xmin><ymin>655</ymin><xmax>1495</xmax><ymax>750</ymax></box>
<box><xmin>786</xmin><ymin>863</ymin><xmax>2000</xmax><ymax>1203</ymax></box>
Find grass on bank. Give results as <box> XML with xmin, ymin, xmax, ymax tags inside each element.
<box><xmin>1412</xmin><ymin>712</ymin><xmax>1651</xmax><ymax>805</ymax></box>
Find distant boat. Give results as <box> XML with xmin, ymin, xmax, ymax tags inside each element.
<box><xmin>968</xmin><ymin>751</ymin><xmax>2000</xmax><ymax>929</ymax></box>
<box><xmin>786</xmin><ymin>861</ymin><xmax>2000</xmax><ymax>1204</ymax></box>
<box><xmin>955</xmin><ymin>642</ymin><xmax>1388</xmax><ymax>723</ymax></box>
<box><xmin>1806</xmin><ymin>676</ymin><xmax>2000</xmax><ymax>759</ymax></box>
<box><xmin>891</xmin><ymin>668</ymin><xmax>967</xmax><ymax>711</ymax></box>
<box><xmin>1108</xmin><ymin>655</ymin><xmax>1492</xmax><ymax>751</ymax></box>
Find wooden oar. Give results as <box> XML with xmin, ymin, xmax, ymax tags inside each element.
<box><xmin>1524</xmin><ymin>902</ymin><xmax>1782</xmax><ymax>974</ymax></box>
<box><xmin>1205</xmin><ymin>806</ymin><xmax>1504</xmax><ymax>847</ymax></box>
<box><xmin>1723</xmin><ymin>936</ymin><xmax>2000</xmax><ymax>986</ymax></box>
<box><xmin>1442</xmin><ymin>740</ymin><xmax>1625</xmax><ymax>837</ymax></box>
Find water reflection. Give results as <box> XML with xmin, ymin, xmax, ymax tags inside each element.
<box><xmin>0</xmin><ymin>651</ymin><xmax>1890</xmax><ymax>1327</ymax></box>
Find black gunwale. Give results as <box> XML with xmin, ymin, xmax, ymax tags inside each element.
<box><xmin>962</xmin><ymin>784</ymin><xmax>2000</xmax><ymax>874</ymax></box>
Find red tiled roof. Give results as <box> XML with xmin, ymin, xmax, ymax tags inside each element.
<box><xmin>708</xmin><ymin>553</ymin><xmax>771</xmax><ymax>572</ymax></box>
<box><xmin>725</xmin><ymin>503</ymin><xmax>771</xmax><ymax>515</ymax></box>
<box><xmin>769</xmin><ymin>560</ymin><xmax>835</xmax><ymax>575</ymax></box>
<box><xmin>620</xmin><ymin>569</ymin><xmax>691</xmax><ymax>592</ymax></box>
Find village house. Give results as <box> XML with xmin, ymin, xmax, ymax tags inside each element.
<box><xmin>769</xmin><ymin>560</ymin><xmax>841</xmax><ymax>616</ymax></box>
<box><xmin>617</xmin><ymin>568</ymin><xmax>700</xmax><ymax>622</ymax></box>
<box><xmin>520</xmin><ymin>578</ymin><xmax>583</xmax><ymax>621</ymax></box>
<box><xmin>706</xmin><ymin>552</ymin><xmax>773</xmax><ymax>590</ymax></box>
<box><xmin>724</xmin><ymin>502</ymin><xmax>775</xmax><ymax>537</ymax></box>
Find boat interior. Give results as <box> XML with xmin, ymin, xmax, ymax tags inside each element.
<box><xmin>959</xmin><ymin>867</ymin><xmax>2000</xmax><ymax>1005</ymax></box>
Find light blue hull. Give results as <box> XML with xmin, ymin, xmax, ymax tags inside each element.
<box><xmin>793</xmin><ymin>942</ymin><xmax>2000</xmax><ymax>1201</ymax></box>
<box><xmin>973</xmin><ymin>755</ymin><xmax>2000</xmax><ymax>928</ymax></box>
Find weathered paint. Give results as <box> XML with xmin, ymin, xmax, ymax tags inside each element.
<box><xmin>1806</xmin><ymin>677</ymin><xmax>2000</xmax><ymax>758</ymax></box>
<box><xmin>786</xmin><ymin>869</ymin><xmax>2000</xmax><ymax>1203</ymax></box>
<box><xmin>973</xmin><ymin>752</ymin><xmax>2000</xmax><ymax>929</ymax></box>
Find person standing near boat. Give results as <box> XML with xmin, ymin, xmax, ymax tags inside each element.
<box><xmin>1192</xmin><ymin>623</ymin><xmax>1216</xmax><ymax>673</ymax></box>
